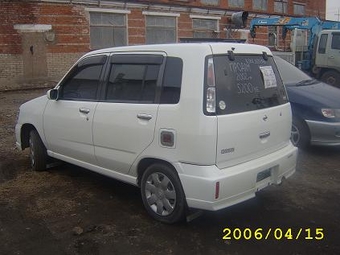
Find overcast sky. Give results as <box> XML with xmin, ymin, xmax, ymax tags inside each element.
<box><xmin>326</xmin><ymin>0</ymin><xmax>340</xmax><ymax>21</ymax></box>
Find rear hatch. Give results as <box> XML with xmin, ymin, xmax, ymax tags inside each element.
<box><xmin>207</xmin><ymin>47</ymin><xmax>292</xmax><ymax>169</ymax></box>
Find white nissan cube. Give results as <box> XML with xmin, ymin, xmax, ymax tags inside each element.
<box><xmin>16</xmin><ymin>43</ymin><xmax>298</xmax><ymax>223</ymax></box>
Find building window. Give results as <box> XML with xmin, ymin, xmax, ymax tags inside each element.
<box><xmin>294</xmin><ymin>4</ymin><xmax>306</xmax><ymax>15</ymax></box>
<box><xmin>228</xmin><ymin>0</ymin><xmax>244</xmax><ymax>8</ymax></box>
<box><xmin>145</xmin><ymin>15</ymin><xmax>177</xmax><ymax>44</ymax></box>
<box><xmin>253</xmin><ymin>0</ymin><xmax>268</xmax><ymax>11</ymax></box>
<box><xmin>192</xmin><ymin>18</ymin><xmax>219</xmax><ymax>38</ymax></box>
<box><xmin>274</xmin><ymin>0</ymin><xmax>288</xmax><ymax>14</ymax></box>
<box><xmin>89</xmin><ymin>12</ymin><xmax>127</xmax><ymax>49</ymax></box>
<box><xmin>201</xmin><ymin>0</ymin><xmax>219</xmax><ymax>5</ymax></box>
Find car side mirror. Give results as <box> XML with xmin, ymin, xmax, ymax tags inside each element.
<box><xmin>47</xmin><ymin>89</ymin><xmax>59</xmax><ymax>100</ymax></box>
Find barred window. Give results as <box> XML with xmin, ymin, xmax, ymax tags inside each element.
<box><xmin>228</xmin><ymin>0</ymin><xmax>244</xmax><ymax>8</ymax></box>
<box><xmin>201</xmin><ymin>0</ymin><xmax>219</xmax><ymax>5</ymax></box>
<box><xmin>145</xmin><ymin>16</ymin><xmax>177</xmax><ymax>44</ymax></box>
<box><xmin>253</xmin><ymin>0</ymin><xmax>268</xmax><ymax>11</ymax></box>
<box><xmin>89</xmin><ymin>12</ymin><xmax>127</xmax><ymax>49</ymax></box>
<box><xmin>193</xmin><ymin>19</ymin><xmax>219</xmax><ymax>38</ymax></box>
<box><xmin>294</xmin><ymin>4</ymin><xmax>305</xmax><ymax>15</ymax></box>
<box><xmin>274</xmin><ymin>0</ymin><xmax>288</xmax><ymax>14</ymax></box>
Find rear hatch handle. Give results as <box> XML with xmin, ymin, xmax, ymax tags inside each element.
<box><xmin>259</xmin><ymin>131</ymin><xmax>270</xmax><ymax>139</ymax></box>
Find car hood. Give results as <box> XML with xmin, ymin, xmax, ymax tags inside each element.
<box><xmin>286</xmin><ymin>81</ymin><xmax>340</xmax><ymax>108</ymax></box>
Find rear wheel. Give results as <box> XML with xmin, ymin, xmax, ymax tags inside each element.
<box><xmin>140</xmin><ymin>164</ymin><xmax>186</xmax><ymax>224</ymax></box>
<box><xmin>321</xmin><ymin>70</ymin><xmax>340</xmax><ymax>87</ymax></box>
<box><xmin>291</xmin><ymin>118</ymin><xmax>310</xmax><ymax>148</ymax></box>
<box><xmin>29</xmin><ymin>130</ymin><xmax>48</xmax><ymax>171</ymax></box>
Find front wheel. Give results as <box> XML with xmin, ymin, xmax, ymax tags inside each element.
<box><xmin>140</xmin><ymin>164</ymin><xmax>186</xmax><ymax>224</ymax></box>
<box><xmin>29</xmin><ymin>130</ymin><xmax>48</xmax><ymax>171</ymax></box>
<box><xmin>320</xmin><ymin>70</ymin><xmax>340</xmax><ymax>87</ymax></box>
<box><xmin>291</xmin><ymin>118</ymin><xmax>310</xmax><ymax>148</ymax></box>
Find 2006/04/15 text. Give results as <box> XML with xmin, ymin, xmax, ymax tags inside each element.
<box><xmin>222</xmin><ymin>228</ymin><xmax>324</xmax><ymax>241</ymax></box>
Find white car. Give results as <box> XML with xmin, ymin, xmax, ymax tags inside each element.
<box><xmin>16</xmin><ymin>43</ymin><xmax>298</xmax><ymax>223</ymax></box>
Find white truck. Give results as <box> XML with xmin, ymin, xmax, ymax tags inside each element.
<box><xmin>250</xmin><ymin>17</ymin><xmax>340</xmax><ymax>87</ymax></box>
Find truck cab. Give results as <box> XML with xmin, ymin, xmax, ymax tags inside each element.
<box><xmin>314</xmin><ymin>30</ymin><xmax>340</xmax><ymax>86</ymax></box>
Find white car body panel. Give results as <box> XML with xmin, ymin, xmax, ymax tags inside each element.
<box><xmin>44</xmin><ymin>100</ymin><xmax>98</xmax><ymax>165</ymax></box>
<box><xmin>215</xmin><ymin>104</ymin><xmax>292</xmax><ymax>169</ymax></box>
<box><xmin>93</xmin><ymin>103</ymin><xmax>159</xmax><ymax>174</ymax></box>
<box><xmin>15</xmin><ymin>96</ymin><xmax>48</xmax><ymax>149</ymax></box>
<box><xmin>177</xmin><ymin>142</ymin><xmax>297</xmax><ymax>210</ymax></box>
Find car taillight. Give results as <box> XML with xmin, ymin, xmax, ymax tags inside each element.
<box><xmin>206</xmin><ymin>87</ymin><xmax>216</xmax><ymax>113</ymax></box>
<box><xmin>206</xmin><ymin>57</ymin><xmax>216</xmax><ymax>113</ymax></box>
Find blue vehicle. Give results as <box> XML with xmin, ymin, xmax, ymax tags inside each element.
<box><xmin>274</xmin><ymin>56</ymin><xmax>340</xmax><ymax>147</ymax></box>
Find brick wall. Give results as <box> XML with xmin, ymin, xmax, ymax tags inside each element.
<box><xmin>46</xmin><ymin>52</ymin><xmax>84</xmax><ymax>81</ymax></box>
<box><xmin>0</xmin><ymin>0</ymin><xmax>327</xmax><ymax>90</ymax></box>
<box><xmin>128</xmin><ymin>10</ymin><xmax>146</xmax><ymax>45</ymax></box>
<box><xmin>0</xmin><ymin>54</ymin><xmax>23</xmax><ymax>90</ymax></box>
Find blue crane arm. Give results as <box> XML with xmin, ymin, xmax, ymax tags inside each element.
<box><xmin>250</xmin><ymin>16</ymin><xmax>340</xmax><ymax>38</ymax></box>
<box><xmin>249</xmin><ymin>16</ymin><xmax>340</xmax><ymax>54</ymax></box>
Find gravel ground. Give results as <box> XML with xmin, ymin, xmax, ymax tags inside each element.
<box><xmin>0</xmin><ymin>88</ymin><xmax>340</xmax><ymax>255</ymax></box>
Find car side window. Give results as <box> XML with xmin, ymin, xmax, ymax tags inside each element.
<box><xmin>160</xmin><ymin>57</ymin><xmax>183</xmax><ymax>104</ymax></box>
<box><xmin>60</xmin><ymin>55</ymin><xmax>107</xmax><ymax>101</ymax></box>
<box><xmin>318</xmin><ymin>34</ymin><xmax>328</xmax><ymax>54</ymax></box>
<box><xmin>106</xmin><ymin>54</ymin><xmax>163</xmax><ymax>103</ymax></box>
<box><xmin>331</xmin><ymin>33</ymin><xmax>340</xmax><ymax>50</ymax></box>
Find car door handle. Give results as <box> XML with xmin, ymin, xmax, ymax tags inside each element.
<box><xmin>79</xmin><ymin>108</ymin><xmax>90</xmax><ymax>114</ymax></box>
<box><xmin>137</xmin><ymin>113</ymin><xmax>152</xmax><ymax>120</ymax></box>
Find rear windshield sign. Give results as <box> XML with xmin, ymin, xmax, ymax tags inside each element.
<box><xmin>259</xmin><ymin>66</ymin><xmax>277</xmax><ymax>89</ymax></box>
<box><xmin>210</xmin><ymin>54</ymin><xmax>287</xmax><ymax>115</ymax></box>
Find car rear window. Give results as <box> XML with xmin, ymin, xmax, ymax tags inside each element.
<box><xmin>212</xmin><ymin>54</ymin><xmax>287</xmax><ymax>115</ymax></box>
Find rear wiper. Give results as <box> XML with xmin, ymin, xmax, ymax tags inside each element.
<box><xmin>295</xmin><ymin>79</ymin><xmax>317</xmax><ymax>86</ymax></box>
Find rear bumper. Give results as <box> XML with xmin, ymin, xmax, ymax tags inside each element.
<box><xmin>306</xmin><ymin>120</ymin><xmax>340</xmax><ymax>146</ymax></box>
<box><xmin>176</xmin><ymin>143</ymin><xmax>297</xmax><ymax>211</ymax></box>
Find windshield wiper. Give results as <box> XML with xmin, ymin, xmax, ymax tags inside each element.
<box><xmin>295</xmin><ymin>79</ymin><xmax>317</xmax><ymax>86</ymax></box>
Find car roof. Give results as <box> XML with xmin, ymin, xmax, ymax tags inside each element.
<box><xmin>85</xmin><ymin>43</ymin><xmax>273</xmax><ymax>57</ymax></box>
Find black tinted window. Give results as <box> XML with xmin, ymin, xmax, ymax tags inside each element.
<box><xmin>212</xmin><ymin>55</ymin><xmax>287</xmax><ymax>115</ymax></box>
<box><xmin>106</xmin><ymin>64</ymin><xmax>159</xmax><ymax>103</ymax></box>
<box><xmin>160</xmin><ymin>57</ymin><xmax>183</xmax><ymax>104</ymax></box>
<box><xmin>274</xmin><ymin>56</ymin><xmax>311</xmax><ymax>85</ymax></box>
<box><xmin>60</xmin><ymin>56</ymin><xmax>106</xmax><ymax>100</ymax></box>
<box><xmin>331</xmin><ymin>33</ymin><xmax>340</xmax><ymax>50</ymax></box>
<box><xmin>318</xmin><ymin>34</ymin><xmax>328</xmax><ymax>54</ymax></box>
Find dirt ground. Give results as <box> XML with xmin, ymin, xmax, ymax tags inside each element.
<box><xmin>0</xmin><ymin>88</ymin><xmax>340</xmax><ymax>255</ymax></box>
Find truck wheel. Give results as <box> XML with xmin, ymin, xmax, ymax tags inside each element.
<box><xmin>29</xmin><ymin>130</ymin><xmax>47</xmax><ymax>171</ymax></box>
<box><xmin>140</xmin><ymin>164</ymin><xmax>186</xmax><ymax>224</ymax></box>
<box><xmin>291</xmin><ymin>118</ymin><xmax>310</xmax><ymax>148</ymax></box>
<box><xmin>321</xmin><ymin>70</ymin><xmax>340</xmax><ymax>87</ymax></box>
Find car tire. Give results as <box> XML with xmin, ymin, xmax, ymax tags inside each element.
<box><xmin>291</xmin><ymin>118</ymin><xmax>311</xmax><ymax>148</ymax></box>
<box><xmin>321</xmin><ymin>70</ymin><xmax>340</xmax><ymax>87</ymax></box>
<box><xmin>141</xmin><ymin>164</ymin><xmax>186</xmax><ymax>224</ymax></box>
<box><xmin>29</xmin><ymin>130</ymin><xmax>48</xmax><ymax>171</ymax></box>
